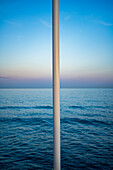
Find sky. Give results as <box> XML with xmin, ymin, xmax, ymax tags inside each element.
<box><xmin>0</xmin><ymin>0</ymin><xmax>113</xmax><ymax>88</ymax></box>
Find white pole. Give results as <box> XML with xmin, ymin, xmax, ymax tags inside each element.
<box><xmin>52</xmin><ymin>0</ymin><xmax>60</xmax><ymax>170</ymax></box>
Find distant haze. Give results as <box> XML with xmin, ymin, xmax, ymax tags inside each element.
<box><xmin>0</xmin><ymin>0</ymin><xmax>113</xmax><ymax>88</ymax></box>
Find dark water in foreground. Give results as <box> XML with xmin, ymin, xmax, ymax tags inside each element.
<box><xmin>0</xmin><ymin>88</ymin><xmax>113</xmax><ymax>169</ymax></box>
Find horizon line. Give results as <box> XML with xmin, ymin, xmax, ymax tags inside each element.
<box><xmin>0</xmin><ymin>87</ymin><xmax>113</xmax><ymax>89</ymax></box>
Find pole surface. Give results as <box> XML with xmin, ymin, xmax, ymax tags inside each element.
<box><xmin>52</xmin><ymin>0</ymin><xmax>60</xmax><ymax>169</ymax></box>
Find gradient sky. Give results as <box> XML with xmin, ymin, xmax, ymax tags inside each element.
<box><xmin>0</xmin><ymin>0</ymin><xmax>113</xmax><ymax>88</ymax></box>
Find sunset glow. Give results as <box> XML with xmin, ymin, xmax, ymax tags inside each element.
<box><xmin>0</xmin><ymin>0</ymin><xmax>113</xmax><ymax>88</ymax></box>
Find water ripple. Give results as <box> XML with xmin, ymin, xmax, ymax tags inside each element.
<box><xmin>0</xmin><ymin>105</ymin><xmax>53</xmax><ymax>110</ymax></box>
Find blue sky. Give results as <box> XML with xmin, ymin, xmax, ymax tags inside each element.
<box><xmin>0</xmin><ymin>0</ymin><xmax>113</xmax><ymax>88</ymax></box>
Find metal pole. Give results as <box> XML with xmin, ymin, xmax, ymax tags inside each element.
<box><xmin>52</xmin><ymin>0</ymin><xmax>60</xmax><ymax>169</ymax></box>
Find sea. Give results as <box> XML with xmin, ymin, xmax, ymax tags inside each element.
<box><xmin>0</xmin><ymin>88</ymin><xmax>113</xmax><ymax>169</ymax></box>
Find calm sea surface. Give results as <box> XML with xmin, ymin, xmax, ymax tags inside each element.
<box><xmin>0</xmin><ymin>88</ymin><xmax>113</xmax><ymax>169</ymax></box>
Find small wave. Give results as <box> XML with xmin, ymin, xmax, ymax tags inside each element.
<box><xmin>62</xmin><ymin>117</ymin><xmax>112</xmax><ymax>126</ymax></box>
<box><xmin>0</xmin><ymin>117</ymin><xmax>53</xmax><ymax>125</ymax></box>
<box><xmin>0</xmin><ymin>106</ymin><xmax>53</xmax><ymax>110</ymax></box>
<box><xmin>69</xmin><ymin>105</ymin><xmax>110</xmax><ymax>109</ymax></box>
<box><xmin>80</xmin><ymin>113</ymin><xmax>101</xmax><ymax>117</ymax></box>
<box><xmin>69</xmin><ymin>106</ymin><xmax>84</xmax><ymax>109</ymax></box>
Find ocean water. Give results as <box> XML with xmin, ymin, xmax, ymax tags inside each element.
<box><xmin>0</xmin><ymin>88</ymin><xmax>113</xmax><ymax>169</ymax></box>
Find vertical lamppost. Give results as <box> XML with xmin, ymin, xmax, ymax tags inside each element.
<box><xmin>52</xmin><ymin>0</ymin><xmax>60</xmax><ymax>169</ymax></box>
